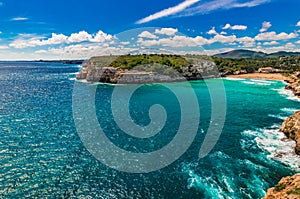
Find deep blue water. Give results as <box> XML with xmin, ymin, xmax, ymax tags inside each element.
<box><xmin>1</xmin><ymin>62</ymin><xmax>300</xmax><ymax>198</ymax></box>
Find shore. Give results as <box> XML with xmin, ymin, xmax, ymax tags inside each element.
<box><xmin>227</xmin><ymin>73</ymin><xmax>291</xmax><ymax>81</ymax></box>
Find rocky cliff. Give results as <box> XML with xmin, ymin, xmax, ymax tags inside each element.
<box><xmin>76</xmin><ymin>55</ymin><xmax>219</xmax><ymax>84</ymax></box>
<box><xmin>280</xmin><ymin>111</ymin><xmax>300</xmax><ymax>155</ymax></box>
<box><xmin>263</xmin><ymin>174</ymin><xmax>300</xmax><ymax>199</ymax></box>
<box><xmin>285</xmin><ymin>72</ymin><xmax>300</xmax><ymax>97</ymax></box>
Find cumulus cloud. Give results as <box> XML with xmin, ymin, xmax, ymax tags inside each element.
<box><xmin>67</xmin><ymin>31</ymin><xmax>92</xmax><ymax>43</ymax></box>
<box><xmin>255</xmin><ymin>31</ymin><xmax>298</xmax><ymax>41</ymax></box>
<box><xmin>9</xmin><ymin>30</ymin><xmax>114</xmax><ymax>49</ymax></box>
<box><xmin>297</xmin><ymin>21</ymin><xmax>300</xmax><ymax>27</ymax></box>
<box><xmin>259</xmin><ymin>21</ymin><xmax>272</xmax><ymax>32</ymax></box>
<box><xmin>207</xmin><ymin>27</ymin><xmax>218</xmax><ymax>35</ymax></box>
<box><xmin>222</xmin><ymin>23</ymin><xmax>247</xmax><ymax>30</ymax></box>
<box><xmin>263</xmin><ymin>41</ymin><xmax>279</xmax><ymax>45</ymax></box>
<box><xmin>138</xmin><ymin>35</ymin><xmax>209</xmax><ymax>47</ymax></box>
<box><xmin>138</xmin><ymin>31</ymin><xmax>158</xmax><ymax>39</ymax></box>
<box><xmin>136</xmin><ymin>0</ymin><xmax>200</xmax><ymax>24</ymax></box>
<box><xmin>155</xmin><ymin>28</ymin><xmax>178</xmax><ymax>36</ymax></box>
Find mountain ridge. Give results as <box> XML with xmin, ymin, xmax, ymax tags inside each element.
<box><xmin>214</xmin><ymin>49</ymin><xmax>300</xmax><ymax>58</ymax></box>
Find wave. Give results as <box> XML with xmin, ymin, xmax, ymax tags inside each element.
<box><xmin>273</xmin><ymin>88</ymin><xmax>300</xmax><ymax>102</ymax></box>
<box><xmin>268</xmin><ymin>114</ymin><xmax>288</xmax><ymax>120</ymax></box>
<box><xmin>181</xmin><ymin>151</ymin><xmax>268</xmax><ymax>198</ymax></box>
<box><xmin>241</xmin><ymin>125</ymin><xmax>300</xmax><ymax>172</ymax></box>
<box><xmin>241</xmin><ymin>79</ymin><xmax>275</xmax><ymax>86</ymax></box>
<box><xmin>281</xmin><ymin>107</ymin><xmax>298</xmax><ymax>114</ymax></box>
<box><xmin>225</xmin><ymin>77</ymin><xmax>246</xmax><ymax>81</ymax></box>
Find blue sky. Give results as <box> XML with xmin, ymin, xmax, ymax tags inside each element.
<box><xmin>0</xmin><ymin>0</ymin><xmax>299</xmax><ymax>60</ymax></box>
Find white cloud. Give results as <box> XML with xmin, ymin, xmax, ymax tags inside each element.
<box><xmin>207</xmin><ymin>27</ymin><xmax>218</xmax><ymax>35</ymax></box>
<box><xmin>297</xmin><ymin>21</ymin><xmax>300</xmax><ymax>27</ymax></box>
<box><xmin>237</xmin><ymin>36</ymin><xmax>255</xmax><ymax>47</ymax></box>
<box><xmin>260</xmin><ymin>21</ymin><xmax>272</xmax><ymax>32</ymax></box>
<box><xmin>223</xmin><ymin>24</ymin><xmax>231</xmax><ymax>30</ymax></box>
<box><xmin>136</xmin><ymin>0</ymin><xmax>200</xmax><ymax>24</ymax></box>
<box><xmin>9</xmin><ymin>30</ymin><xmax>114</xmax><ymax>49</ymax></box>
<box><xmin>296</xmin><ymin>40</ymin><xmax>300</xmax><ymax>44</ymax></box>
<box><xmin>255</xmin><ymin>31</ymin><xmax>298</xmax><ymax>41</ymax></box>
<box><xmin>68</xmin><ymin>31</ymin><xmax>92</xmax><ymax>43</ymax></box>
<box><xmin>138</xmin><ymin>35</ymin><xmax>209</xmax><ymax>47</ymax></box>
<box><xmin>0</xmin><ymin>45</ymin><xmax>8</xmax><ymax>50</ymax></box>
<box><xmin>263</xmin><ymin>41</ymin><xmax>279</xmax><ymax>45</ymax></box>
<box><xmin>120</xmin><ymin>41</ymin><xmax>130</xmax><ymax>45</ymax></box>
<box><xmin>155</xmin><ymin>28</ymin><xmax>178</xmax><ymax>36</ymax></box>
<box><xmin>231</xmin><ymin>25</ymin><xmax>247</xmax><ymax>30</ymax></box>
<box><xmin>90</xmin><ymin>30</ymin><xmax>114</xmax><ymax>43</ymax></box>
<box><xmin>222</xmin><ymin>23</ymin><xmax>247</xmax><ymax>30</ymax></box>
<box><xmin>11</xmin><ymin>17</ymin><xmax>28</xmax><ymax>21</ymax></box>
<box><xmin>138</xmin><ymin>31</ymin><xmax>158</xmax><ymax>39</ymax></box>
<box><xmin>9</xmin><ymin>33</ymin><xmax>68</xmax><ymax>48</ymax></box>
<box><xmin>220</xmin><ymin>31</ymin><xmax>227</xmax><ymax>35</ymax></box>
<box><xmin>181</xmin><ymin>0</ymin><xmax>270</xmax><ymax>17</ymax></box>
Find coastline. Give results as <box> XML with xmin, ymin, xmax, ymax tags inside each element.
<box><xmin>227</xmin><ymin>73</ymin><xmax>291</xmax><ymax>81</ymax></box>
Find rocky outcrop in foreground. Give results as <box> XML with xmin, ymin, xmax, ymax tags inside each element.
<box><xmin>280</xmin><ymin>111</ymin><xmax>300</xmax><ymax>155</ymax></box>
<box><xmin>263</xmin><ymin>174</ymin><xmax>300</xmax><ymax>199</ymax></box>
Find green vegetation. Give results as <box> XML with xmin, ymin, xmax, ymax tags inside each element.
<box><xmin>108</xmin><ymin>54</ymin><xmax>190</xmax><ymax>70</ymax></box>
<box><xmin>213</xmin><ymin>56</ymin><xmax>300</xmax><ymax>74</ymax></box>
<box><xmin>274</xmin><ymin>183</ymin><xmax>286</xmax><ymax>192</ymax></box>
<box><xmin>87</xmin><ymin>54</ymin><xmax>300</xmax><ymax>75</ymax></box>
<box><xmin>286</xmin><ymin>188</ymin><xmax>300</xmax><ymax>195</ymax></box>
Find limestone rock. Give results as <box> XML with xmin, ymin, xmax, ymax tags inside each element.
<box><xmin>263</xmin><ymin>174</ymin><xmax>300</xmax><ymax>199</ymax></box>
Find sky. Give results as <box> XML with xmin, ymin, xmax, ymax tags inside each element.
<box><xmin>0</xmin><ymin>0</ymin><xmax>299</xmax><ymax>60</ymax></box>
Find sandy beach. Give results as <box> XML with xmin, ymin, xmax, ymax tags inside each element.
<box><xmin>227</xmin><ymin>73</ymin><xmax>291</xmax><ymax>81</ymax></box>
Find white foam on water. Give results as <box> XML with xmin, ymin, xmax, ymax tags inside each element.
<box><xmin>242</xmin><ymin>80</ymin><xmax>272</xmax><ymax>86</ymax></box>
<box><xmin>241</xmin><ymin>125</ymin><xmax>300</xmax><ymax>171</ymax></box>
<box><xmin>281</xmin><ymin>107</ymin><xmax>298</xmax><ymax>114</ymax></box>
<box><xmin>68</xmin><ymin>77</ymin><xmax>76</xmax><ymax>81</ymax></box>
<box><xmin>182</xmin><ymin>151</ymin><xmax>267</xmax><ymax>198</ymax></box>
<box><xmin>268</xmin><ymin>114</ymin><xmax>288</xmax><ymax>120</ymax></box>
<box><xmin>275</xmin><ymin>88</ymin><xmax>300</xmax><ymax>102</ymax></box>
<box><xmin>225</xmin><ymin>77</ymin><xmax>246</xmax><ymax>81</ymax></box>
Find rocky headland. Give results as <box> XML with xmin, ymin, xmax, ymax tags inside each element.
<box><xmin>76</xmin><ymin>54</ymin><xmax>220</xmax><ymax>84</ymax></box>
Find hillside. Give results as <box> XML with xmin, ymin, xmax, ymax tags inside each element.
<box><xmin>214</xmin><ymin>50</ymin><xmax>300</xmax><ymax>59</ymax></box>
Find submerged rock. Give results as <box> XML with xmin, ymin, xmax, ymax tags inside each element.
<box><xmin>263</xmin><ymin>174</ymin><xmax>300</xmax><ymax>199</ymax></box>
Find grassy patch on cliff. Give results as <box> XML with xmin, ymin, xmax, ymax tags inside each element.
<box><xmin>286</xmin><ymin>187</ymin><xmax>300</xmax><ymax>195</ymax></box>
<box><xmin>274</xmin><ymin>183</ymin><xmax>286</xmax><ymax>192</ymax></box>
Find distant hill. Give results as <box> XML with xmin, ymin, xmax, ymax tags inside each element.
<box><xmin>214</xmin><ymin>49</ymin><xmax>300</xmax><ymax>59</ymax></box>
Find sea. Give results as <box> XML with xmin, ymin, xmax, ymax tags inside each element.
<box><xmin>0</xmin><ymin>61</ymin><xmax>300</xmax><ymax>198</ymax></box>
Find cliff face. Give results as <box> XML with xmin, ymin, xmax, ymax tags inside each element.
<box><xmin>263</xmin><ymin>174</ymin><xmax>300</xmax><ymax>199</ymax></box>
<box><xmin>76</xmin><ymin>55</ymin><xmax>219</xmax><ymax>84</ymax></box>
<box><xmin>280</xmin><ymin>111</ymin><xmax>300</xmax><ymax>155</ymax></box>
<box><xmin>285</xmin><ymin>72</ymin><xmax>300</xmax><ymax>97</ymax></box>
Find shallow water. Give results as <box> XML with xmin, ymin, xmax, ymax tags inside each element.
<box><xmin>0</xmin><ymin>62</ymin><xmax>299</xmax><ymax>198</ymax></box>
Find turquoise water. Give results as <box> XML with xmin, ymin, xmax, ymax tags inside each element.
<box><xmin>0</xmin><ymin>62</ymin><xmax>300</xmax><ymax>198</ymax></box>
